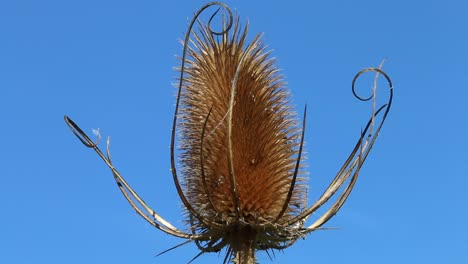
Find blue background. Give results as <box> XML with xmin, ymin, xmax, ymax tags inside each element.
<box><xmin>1</xmin><ymin>1</ymin><xmax>467</xmax><ymax>263</ymax></box>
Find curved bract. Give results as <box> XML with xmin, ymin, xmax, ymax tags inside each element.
<box><xmin>64</xmin><ymin>2</ymin><xmax>393</xmax><ymax>264</ymax></box>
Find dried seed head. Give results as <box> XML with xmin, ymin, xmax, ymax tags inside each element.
<box><xmin>177</xmin><ymin>17</ymin><xmax>307</xmax><ymax>228</ymax></box>
<box><xmin>63</xmin><ymin>3</ymin><xmax>393</xmax><ymax>263</ymax></box>
<box><xmin>64</xmin><ymin>3</ymin><xmax>393</xmax><ymax>262</ymax></box>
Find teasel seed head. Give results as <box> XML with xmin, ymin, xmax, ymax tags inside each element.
<box><xmin>63</xmin><ymin>3</ymin><xmax>393</xmax><ymax>263</ymax></box>
<box><xmin>177</xmin><ymin>17</ymin><xmax>307</xmax><ymax>234</ymax></box>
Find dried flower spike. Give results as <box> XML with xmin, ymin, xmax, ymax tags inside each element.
<box><xmin>64</xmin><ymin>2</ymin><xmax>393</xmax><ymax>264</ymax></box>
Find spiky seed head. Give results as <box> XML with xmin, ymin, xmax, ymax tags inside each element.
<box><xmin>178</xmin><ymin>18</ymin><xmax>306</xmax><ymax>235</ymax></box>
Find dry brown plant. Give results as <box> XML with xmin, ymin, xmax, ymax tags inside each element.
<box><xmin>64</xmin><ymin>2</ymin><xmax>393</xmax><ymax>263</ymax></box>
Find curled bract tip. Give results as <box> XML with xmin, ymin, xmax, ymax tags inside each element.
<box><xmin>206</xmin><ymin>3</ymin><xmax>233</xmax><ymax>36</ymax></box>
<box><xmin>352</xmin><ymin>67</ymin><xmax>393</xmax><ymax>102</ymax></box>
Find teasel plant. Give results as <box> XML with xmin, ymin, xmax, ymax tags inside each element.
<box><xmin>64</xmin><ymin>2</ymin><xmax>393</xmax><ymax>264</ymax></box>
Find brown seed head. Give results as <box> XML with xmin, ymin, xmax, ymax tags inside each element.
<box><xmin>178</xmin><ymin>18</ymin><xmax>307</xmax><ymax>230</ymax></box>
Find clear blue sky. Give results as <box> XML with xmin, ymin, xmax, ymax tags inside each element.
<box><xmin>1</xmin><ymin>1</ymin><xmax>467</xmax><ymax>263</ymax></box>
